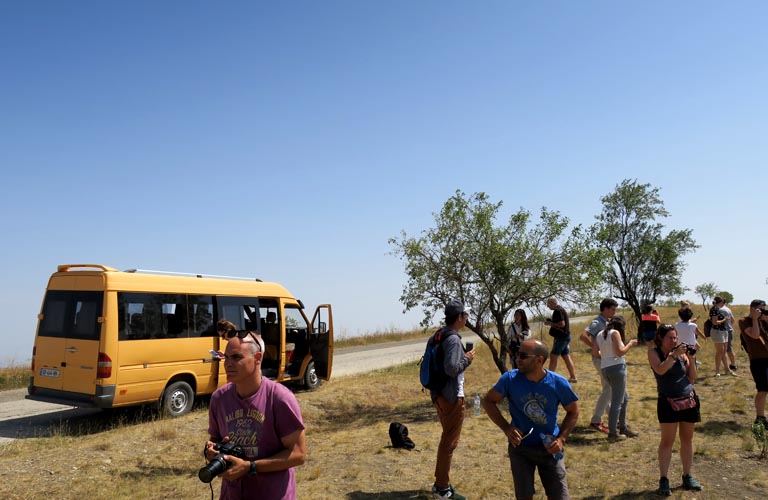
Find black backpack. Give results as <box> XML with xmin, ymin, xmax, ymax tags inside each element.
<box><xmin>419</xmin><ymin>328</ymin><xmax>456</xmax><ymax>391</ymax></box>
<box><xmin>389</xmin><ymin>422</ymin><xmax>415</xmax><ymax>450</ymax></box>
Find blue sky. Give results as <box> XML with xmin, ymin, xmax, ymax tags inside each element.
<box><xmin>2</xmin><ymin>1</ymin><xmax>767</xmax><ymax>364</ymax></box>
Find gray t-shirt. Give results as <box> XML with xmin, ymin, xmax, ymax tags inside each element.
<box><xmin>586</xmin><ymin>315</ymin><xmax>608</xmax><ymax>358</ymax></box>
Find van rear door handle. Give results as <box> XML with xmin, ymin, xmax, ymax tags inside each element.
<box><xmin>65</xmin><ymin>347</ymin><xmax>77</xmax><ymax>353</ymax></box>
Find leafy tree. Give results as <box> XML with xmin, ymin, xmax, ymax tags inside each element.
<box><xmin>694</xmin><ymin>282</ymin><xmax>718</xmax><ymax>311</ymax></box>
<box><xmin>719</xmin><ymin>290</ymin><xmax>734</xmax><ymax>304</ymax></box>
<box><xmin>389</xmin><ymin>190</ymin><xmax>605</xmax><ymax>374</ymax></box>
<box><xmin>591</xmin><ymin>179</ymin><xmax>698</xmax><ymax>328</ymax></box>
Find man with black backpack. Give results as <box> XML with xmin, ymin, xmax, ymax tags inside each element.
<box><xmin>429</xmin><ymin>299</ymin><xmax>475</xmax><ymax>500</ymax></box>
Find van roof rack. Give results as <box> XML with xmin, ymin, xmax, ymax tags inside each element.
<box><xmin>123</xmin><ymin>268</ymin><xmax>263</xmax><ymax>282</ymax></box>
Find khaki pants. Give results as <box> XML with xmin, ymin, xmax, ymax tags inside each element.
<box><xmin>434</xmin><ymin>395</ymin><xmax>465</xmax><ymax>488</ymax></box>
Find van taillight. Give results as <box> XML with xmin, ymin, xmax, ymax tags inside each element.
<box><xmin>31</xmin><ymin>346</ymin><xmax>36</xmax><ymax>371</ymax></box>
<box><xmin>97</xmin><ymin>352</ymin><xmax>112</xmax><ymax>378</ymax></box>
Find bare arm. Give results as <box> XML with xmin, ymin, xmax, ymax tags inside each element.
<box><xmin>481</xmin><ymin>388</ymin><xmax>524</xmax><ymax>446</ymax></box>
<box><xmin>545</xmin><ymin>400</ymin><xmax>579</xmax><ymax>456</ymax></box>
<box><xmin>648</xmin><ymin>344</ymin><xmax>686</xmax><ymax>376</ymax></box>
<box><xmin>591</xmin><ymin>336</ymin><xmax>600</xmax><ymax>357</ymax></box>
<box><xmin>580</xmin><ymin>329</ymin><xmax>594</xmax><ymax>348</ymax></box>
<box><xmin>219</xmin><ymin>428</ymin><xmax>307</xmax><ymax>481</ymax></box>
<box><xmin>611</xmin><ymin>330</ymin><xmax>638</xmax><ymax>356</ymax></box>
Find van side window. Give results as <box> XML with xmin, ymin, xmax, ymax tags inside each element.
<box><xmin>217</xmin><ymin>297</ymin><xmax>261</xmax><ymax>332</ymax></box>
<box><xmin>39</xmin><ymin>291</ymin><xmax>104</xmax><ymax>340</ymax></box>
<box><xmin>118</xmin><ymin>293</ymin><xmax>213</xmax><ymax>340</ymax></box>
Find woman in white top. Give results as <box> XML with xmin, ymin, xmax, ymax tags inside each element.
<box><xmin>507</xmin><ymin>309</ymin><xmax>531</xmax><ymax>369</ymax></box>
<box><xmin>592</xmin><ymin>316</ymin><xmax>638</xmax><ymax>440</ymax></box>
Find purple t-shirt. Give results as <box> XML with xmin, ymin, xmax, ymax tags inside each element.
<box><xmin>208</xmin><ymin>378</ymin><xmax>305</xmax><ymax>500</ymax></box>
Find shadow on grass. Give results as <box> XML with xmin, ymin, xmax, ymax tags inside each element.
<box><xmin>696</xmin><ymin>419</ymin><xmax>743</xmax><ymax>436</ymax></box>
<box><xmin>347</xmin><ymin>490</ymin><xmax>427</xmax><ymax>499</ymax></box>
<box><xmin>119</xmin><ymin>464</ymin><xmax>196</xmax><ymax>479</ymax></box>
<box><xmin>581</xmin><ymin>491</ymin><xmax>658</xmax><ymax>500</ymax></box>
<box><xmin>313</xmin><ymin>399</ymin><xmax>436</xmax><ymax>430</ymax></box>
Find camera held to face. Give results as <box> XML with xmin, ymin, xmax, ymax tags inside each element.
<box><xmin>198</xmin><ymin>441</ymin><xmax>247</xmax><ymax>483</ymax></box>
<box><xmin>679</xmin><ymin>343</ymin><xmax>697</xmax><ymax>356</ymax></box>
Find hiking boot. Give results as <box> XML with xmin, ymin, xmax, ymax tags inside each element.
<box><xmin>620</xmin><ymin>426</ymin><xmax>639</xmax><ymax>438</ymax></box>
<box><xmin>682</xmin><ymin>474</ymin><xmax>702</xmax><ymax>491</ymax></box>
<box><xmin>656</xmin><ymin>476</ymin><xmax>671</xmax><ymax>496</ymax></box>
<box><xmin>589</xmin><ymin>422</ymin><xmax>609</xmax><ymax>433</ymax></box>
<box><xmin>432</xmin><ymin>484</ymin><xmax>467</xmax><ymax>500</ymax></box>
<box><xmin>607</xmin><ymin>433</ymin><xmax>627</xmax><ymax>442</ymax></box>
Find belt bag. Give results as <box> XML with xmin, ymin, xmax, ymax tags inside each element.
<box><xmin>667</xmin><ymin>393</ymin><xmax>696</xmax><ymax>411</ymax></box>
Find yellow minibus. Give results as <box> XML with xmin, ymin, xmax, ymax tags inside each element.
<box><xmin>27</xmin><ymin>264</ymin><xmax>333</xmax><ymax>417</ymax></box>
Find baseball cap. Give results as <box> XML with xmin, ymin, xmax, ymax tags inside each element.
<box><xmin>445</xmin><ymin>299</ymin><xmax>470</xmax><ymax>317</ymax></box>
<box><xmin>750</xmin><ymin>299</ymin><xmax>766</xmax><ymax>308</ymax></box>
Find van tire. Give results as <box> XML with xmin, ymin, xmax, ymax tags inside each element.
<box><xmin>161</xmin><ymin>381</ymin><xmax>194</xmax><ymax>417</ymax></box>
<box><xmin>304</xmin><ymin>361</ymin><xmax>320</xmax><ymax>390</ymax></box>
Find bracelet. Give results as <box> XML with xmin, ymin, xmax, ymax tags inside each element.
<box><xmin>249</xmin><ymin>460</ymin><xmax>258</xmax><ymax>477</ymax></box>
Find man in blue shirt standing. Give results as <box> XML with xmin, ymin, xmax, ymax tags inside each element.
<box><xmin>482</xmin><ymin>339</ymin><xmax>579</xmax><ymax>500</ymax></box>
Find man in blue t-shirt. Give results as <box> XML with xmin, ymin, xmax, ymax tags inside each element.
<box><xmin>482</xmin><ymin>339</ymin><xmax>579</xmax><ymax>500</ymax></box>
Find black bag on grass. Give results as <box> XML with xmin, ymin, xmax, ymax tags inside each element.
<box><xmin>389</xmin><ymin>422</ymin><xmax>415</xmax><ymax>450</ymax></box>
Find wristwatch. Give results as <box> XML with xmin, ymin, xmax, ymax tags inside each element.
<box><xmin>248</xmin><ymin>460</ymin><xmax>258</xmax><ymax>477</ymax></box>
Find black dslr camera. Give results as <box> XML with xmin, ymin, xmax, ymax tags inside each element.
<box><xmin>198</xmin><ymin>441</ymin><xmax>247</xmax><ymax>483</ymax></box>
<box><xmin>680</xmin><ymin>343</ymin><xmax>697</xmax><ymax>356</ymax></box>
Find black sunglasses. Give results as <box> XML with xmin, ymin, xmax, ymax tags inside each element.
<box><xmin>516</xmin><ymin>352</ymin><xmax>537</xmax><ymax>360</ymax></box>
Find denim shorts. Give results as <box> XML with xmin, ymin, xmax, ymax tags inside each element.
<box><xmin>550</xmin><ymin>336</ymin><xmax>571</xmax><ymax>356</ymax></box>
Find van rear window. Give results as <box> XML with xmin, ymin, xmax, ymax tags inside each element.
<box><xmin>38</xmin><ymin>291</ymin><xmax>104</xmax><ymax>340</ymax></box>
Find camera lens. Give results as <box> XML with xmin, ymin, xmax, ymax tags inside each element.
<box><xmin>198</xmin><ymin>455</ymin><xmax>228</xmax><ymax>483</ymax></box>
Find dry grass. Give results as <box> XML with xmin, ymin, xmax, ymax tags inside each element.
<box><xmin>0</xmin><ymin>362</ymin><xmax>30</xmax><ymax>391</ymax></box>
<box><xmin>1</xmin><ymin>305</ymin><xmax>767</xmax><ymax>499</ymax></box>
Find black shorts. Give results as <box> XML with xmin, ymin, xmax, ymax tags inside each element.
<box><xmin>657</xmin><ymin>392</ymin><xmax>701</xmax><ymax>424</ymax></box>
<box><xmin>750</xmin><ymin>358</ymin><xmax>768</xmax><ymax>392</ymax></box>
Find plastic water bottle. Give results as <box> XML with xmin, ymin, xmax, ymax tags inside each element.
<box><xmin>540</xmin><ymin>433</ymin><xmax>564</xmax><ymax>461</ymax></box>
<box><xmin>473</xmin><ymin>393</ymin><xmax>481</xmax><ymax>416</ymax></box>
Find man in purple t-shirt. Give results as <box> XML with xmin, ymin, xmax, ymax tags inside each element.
<box><xmin>205</xmin><ymin>332</ymin><xmax>306</xmax><ymax>500</ymax></box>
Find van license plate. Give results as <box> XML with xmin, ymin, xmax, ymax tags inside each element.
<box><xmin>39</xmin><ymin>368</ymin><xmax>61</xmax><ymax>378</ymax></box>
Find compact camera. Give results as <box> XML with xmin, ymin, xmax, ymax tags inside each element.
<box><xmin>679</xmin><ymin>343</ymin><xmax>697</xmax><ymax>356</ymax></box>
<box><xmin>760</xmin><ymin>308</ymin><xmax>768</xmax><ymax>316</ymax></box>
<box><xmin>198</xmin><ymin>441</ymin><xmax>247</xmax><ymax>483</ymax></box>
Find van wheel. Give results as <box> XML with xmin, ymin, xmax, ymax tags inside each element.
<box><xmin>304</xmin><ymin>361</ymin><xmax>320</xmax><ymax>390</ymax></box>
<box><xmin>161</xmin><ymin>381</ymin><xmax>194</xmax><ymax>417</ymax></box>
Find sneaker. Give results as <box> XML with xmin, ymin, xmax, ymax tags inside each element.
<box><xmin>432</xmin><ymin>484</ymin><xmax>467</xmax><ymax>500</ymax></box>
<box><xmin>728</xmin><ymin>370</ymin><xmax>738</xmax><ymax>376</ymax></box>
<box><xmin>589</xmin><ymin>422</ymin><xmax>609</xmax><ymax>434</ymax></box>
<box><xmin>754</xmin><ymin>416</ymin><xmax>768</xmax><ymax>427</ymax></box>
<box><xmin>607</xmin><ymin>433</ymin><xmax>627</xmax><ymax>442</ymax></box>
<box><xmin>715</xmin><ymin>373</ymin><xmax>721</xmax><ymax>377</ymax></box>
<box><xmin>729</xmin><ymin>364</ymin><xmax>738</xmax><ymax>371</ymax></box>
<box><xmin>656</xmin><ymin>476</ymin><xmax>671</xmax><ymax>496</ymax></box>
<box><xmin>568</xmin><ymin>378</ymin><xmax>578</xmax><ymax>383</ymax></box>
<box><xmin>620</xmin><ymin>426</ymin><xmax>639</xmax><ymax>438</ymax></box>
<box><xmin>682</xmin><ymin>474</ymin><xmax>702</xmax><ymax>491</ymax></box>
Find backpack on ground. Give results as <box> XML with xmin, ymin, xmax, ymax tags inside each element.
<box><xmin>389</xmin><ymin>422</ymin><xmax>416</xmax><ymax>450</ymax></box>
<box><xmin>419</xmin><ymin>328</ymin><xmax>455</xmax><ymax>392</ymax></box>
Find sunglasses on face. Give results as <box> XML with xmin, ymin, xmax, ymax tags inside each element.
<box><xmin>516</xmin><ymin>352</ymin><xmax>537</xmax><ymax>360</ymax></box>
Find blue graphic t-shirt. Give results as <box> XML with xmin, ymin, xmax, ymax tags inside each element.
<box><xmin>492</xmin><ymin>369</ymin><xmax>578</xmax><ymax>446</ymax></box>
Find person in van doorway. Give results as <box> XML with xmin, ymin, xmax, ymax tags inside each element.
<box><xmin>482</xmin><ymin>339</ymin><xmax>579</xmax><ymax>500</ymax></box>
<box><xmin>430</xmin><ymin>299</ymin><xmax>476</xmax><ymax>500</ymax></box>
<box><xmin>217</xmin><ymin>320</ymin><xmax>237</xmax><ymax>339</ymax></box>
<box><xmin>738</xmin><ymin>299</ymin><xmax>768</xmax><ymax>427</ymax></box>
<box><xmin>578</xmin><ymin>298</ymin><xmax>619</xmax><ymax>433</ymax></box>
<box><xmin>206</xmin><ymin>331</ymin><xmax>306</xmax><ymax>500</ymax></box>
<box><xmin>545</xmin><ymin>298</ymin><xmax>577</xmax><ymax>383</ymax></box>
